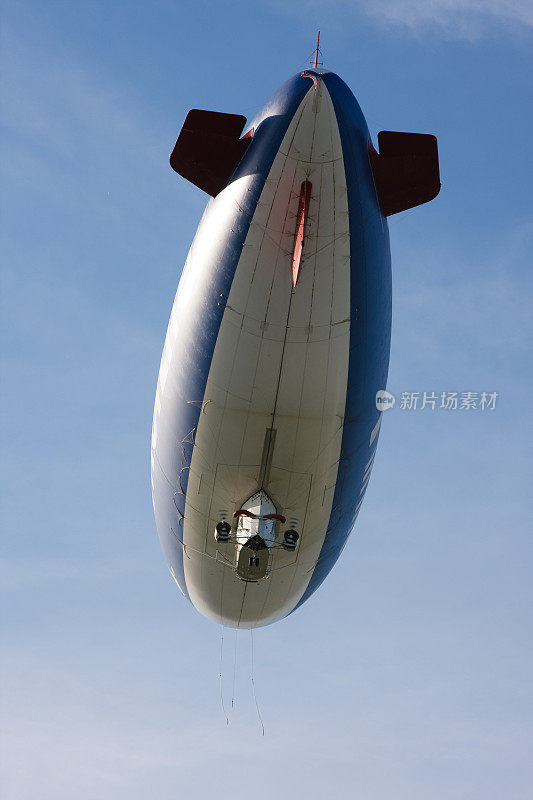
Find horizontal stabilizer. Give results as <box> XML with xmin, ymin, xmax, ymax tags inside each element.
<box><xmin>370</xmin><ymin>131</ymin><xmax>441</xmax><ymax>216</ymax></box>
<box><xmin>170</xmin><ymin>110</ymin><xmax>250</xmax><ymax>196</ymax></box>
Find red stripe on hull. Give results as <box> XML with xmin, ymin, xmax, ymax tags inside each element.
<box><xmin>292</xmin><ymin>180</ymin><xmax>312</xmax><ymax>287</ymax></box>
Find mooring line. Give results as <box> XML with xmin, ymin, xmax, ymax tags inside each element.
<box><xmin>219</xmin><ymin>627</ymin><xmax>229</xmax><ymax>725</ymax></box>
<box><xmin>250</xmin><ymin>628</ymin><xmax>265</xmax><ymax>736</ymax></box>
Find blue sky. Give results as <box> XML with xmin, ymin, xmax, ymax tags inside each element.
<box><xmin>1</xmin><ymin>1</ymin><xmax>532</xmax><ymax>798</ymax></box>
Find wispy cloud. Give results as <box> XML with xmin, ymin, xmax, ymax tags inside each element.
<box><xmin>362</xmin><ymin>0</ymin><xmax>533</xmax><ymax>38</ymax></box>
<box><xmin>268</xmin><ymin>0</ymin><xmax>533</xmax><ymax>39</ymax></box>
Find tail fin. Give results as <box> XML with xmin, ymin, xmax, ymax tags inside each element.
<box><xmin>370</xmin><ymin>131</ymin><xmax>441</xmax><ymax>216</ymax></box>
<box><xmin>170</xmin><ymin>109</ymin><xmax>250</xmax><ymax>196</ymax></box>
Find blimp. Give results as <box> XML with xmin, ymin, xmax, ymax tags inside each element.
<box><xmin>151</xmin><ymin>51</ymin><xmax>440</xmax><ymax>628</ymax></box>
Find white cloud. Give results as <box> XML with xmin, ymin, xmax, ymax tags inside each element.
<box><xmin>363</xmin><ymin>0</ymin><xmax>533</xmax><ymax>37</ymax></box>
<box><xmin>268</xmin><ymin>0</ymin><xmax>533</xmax><ymax>39</ymax></box>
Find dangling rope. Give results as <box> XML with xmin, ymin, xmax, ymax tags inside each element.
<box><xmin>231</xmin><ymin>627</ymin><xmax>238</xmax><ymax>709</ymax></box>
<box><xmin>219</xmin><ymin>627</ymin><xmax>229</xmax><ymax>725</ymax></box>
<box><xmin>250</xmin><ymin>628</ymin><xmax>265</xmax><ymax>736</ymax></box>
